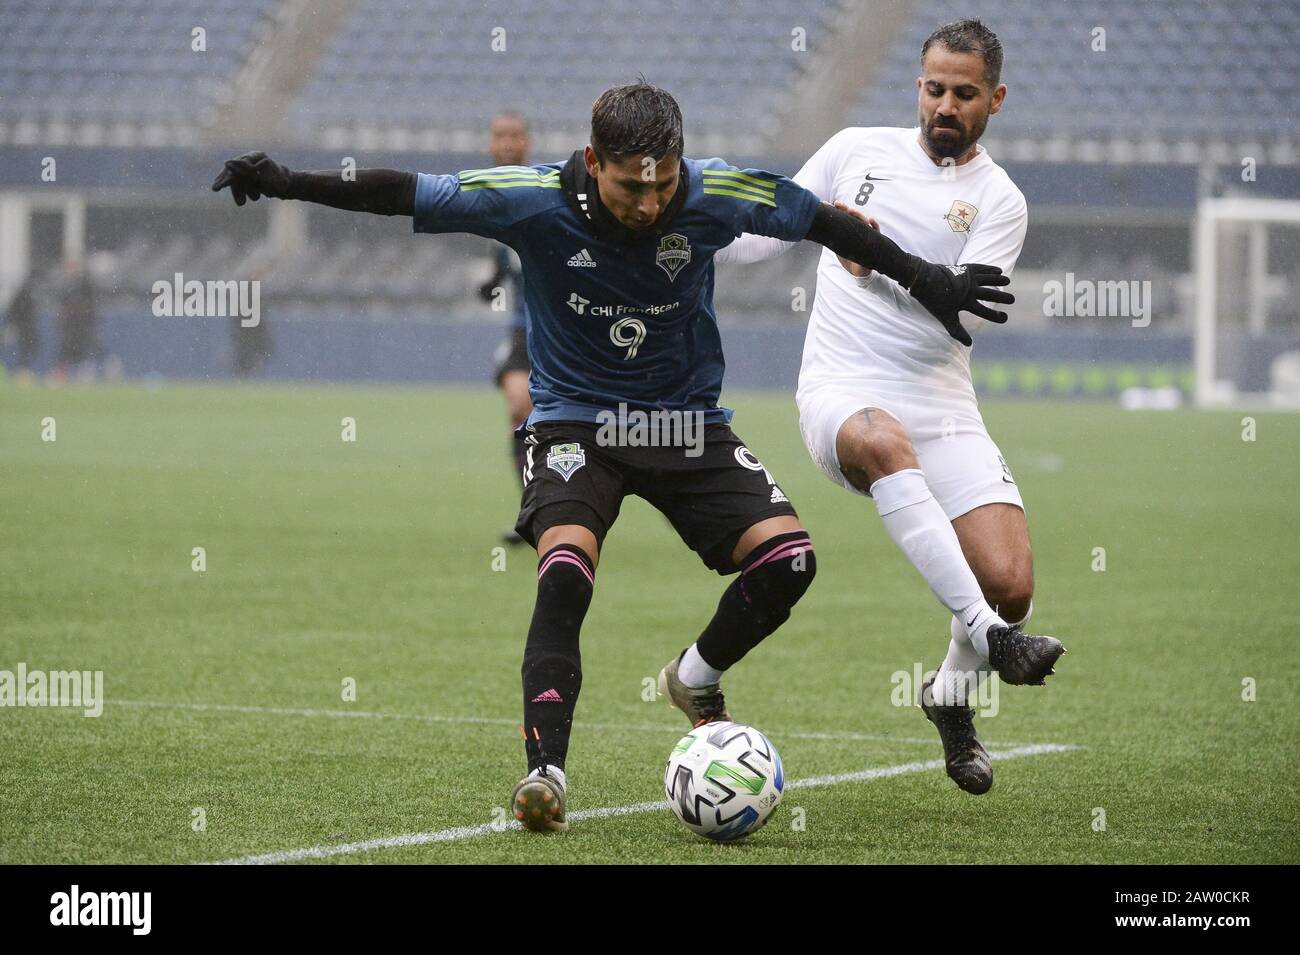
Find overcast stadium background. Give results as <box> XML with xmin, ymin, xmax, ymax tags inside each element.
<box><xmin>2</xmin><ymin>0</ymin><xmax>1299</xmax><ymax>399</ymax></box>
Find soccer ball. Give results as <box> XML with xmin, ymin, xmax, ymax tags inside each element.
<box><xmin>663</xmin><ymin>721</ymin><xmax>784</xmax><ymax>841</ymax></box>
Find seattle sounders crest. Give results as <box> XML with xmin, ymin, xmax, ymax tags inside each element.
<box><xmin>656</xmin><ymin>233</ymin><xmax>692</xmax><ymax>281</ymax></box>
<box><xmin>546</xmin><ymin>443</ymin><xmax>586</xmax><ymax>481</ymax></box>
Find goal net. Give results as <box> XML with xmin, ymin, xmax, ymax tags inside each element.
<box><xmin>1194</xmin><ymin>197</ymin><xmax>1300</xmax><ymax>408</ymax></box>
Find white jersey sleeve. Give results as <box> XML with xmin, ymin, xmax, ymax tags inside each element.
<box><xmin>714</xmin><ymin>128</ymin><xmax>857</xmax><ymax>265</ymax></box>
<box><xmin>715</xmin><ymin>232</ymin><xmax>794</xmax><ymax>264</ymax></box>
<box><xmin>957</xmin><ymin>186</ymin><xmax>1028</xmax><ymax>276</ymax></box>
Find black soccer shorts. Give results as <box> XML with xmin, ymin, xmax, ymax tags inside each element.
<box><xmin>514</xmin><ymin>419</ymin><xmax>799</xmax><ymax>575</ymax></box>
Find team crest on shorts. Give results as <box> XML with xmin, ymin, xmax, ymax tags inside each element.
<box><xmin>656</xmin><ymin>233</ymin><xmax>692</xmax><ymax>281</ymax></box>
<box><xmin>546</xmin><ymin>443</ymin><xmax>586</xmax><ymax>481</ymax></box>
<box><xmin>945</xmin><ymin>200</ymin><xmax>978</xmax><ymax>232</ymax></box>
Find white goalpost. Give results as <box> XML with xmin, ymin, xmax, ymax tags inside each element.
<box><xmin>1194</xmin><ymin>196</ymin><xmax>1300</xmax><ymax>409</ymax></box>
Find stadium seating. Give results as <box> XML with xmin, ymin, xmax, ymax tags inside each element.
<box><xmin>0</xmin><ymin>0</ymin><xmax>279</xmax><ymax>127</ymax></box>
<box><xmin>3</xmin><ymin>0</ymin><xmax>1289</xmax><ymax>148</ymax></box>
<box><xmin>290</xmin><ymin>0</ymin><xmax>842</xmax><ymax>138</ymax></box>
<box><xmin>851</xmin><ymin>0</ymin><xmax>1299</xmax><ymax>143</ymax></box>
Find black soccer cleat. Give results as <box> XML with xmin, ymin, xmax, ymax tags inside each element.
<box><xmin>986</xmin><ymin>625</ymin><xmax>1066</xmax><ymax>686</ymax></box>
<box><xmin>920</xmin><ymin>675</ymin><xmax>993</xmax><ymax>795</ymax></box>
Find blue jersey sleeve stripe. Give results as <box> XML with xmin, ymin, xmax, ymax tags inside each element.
<box><xmin>461</xmin><ymin>180</ymin><xmax>562</xmax><ymax>191</ymax></box>
<box><xmin>459</xmin><ymin>169</ymin><xmax>559</xmax><ymax>185</ymax></box>
<box><xmin>701</xmin><ymin>169</ymin><xmax>777</xmax><ymax>192</ymax></box>
<box><xmin>702</xmin><ymin>186</ymin><xmax>776</xmax><ymax>207</ymax></box>
<box><xmin>702</xmin><ymin>177</ymin><xmax>779</xmax><ymax>203</ymax></box>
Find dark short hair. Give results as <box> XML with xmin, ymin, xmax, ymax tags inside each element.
<box><xmin>921</xmin><ymin>18</ymin><xmax>1003</xmax><ymax>89</ymax></box>
<box><xmin>590</xmin><ymin>80</ymin><xmax>684</xmax><ymax>165</ymax></box>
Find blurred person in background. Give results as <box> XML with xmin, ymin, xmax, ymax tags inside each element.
<box><xmin>53</xmin><ymin>259</ymin><xmax>99</xmax><ymax>384</ymax></box>
<box><xmin>478</xmin><ymin>110</ymin><xmax>533</xmax><ymax>544</ymax></box>
<box><xmin>232</xmin><ymin>265</ymin><xmax>273</xmax><ymax>377</ymax></box>
<box><xmin>3</xmin><ymin>271</ymin><xmax>41</xmax><ymax>385</ymax></box>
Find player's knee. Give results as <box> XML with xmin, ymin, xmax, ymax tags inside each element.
<box><xmin>740</xmin><ymin>531</ymin><xmax>817</xmax><ymax>624</ymax></box>
<box><xmin>838</xmin><ymin>410</ymin><xmax>917</xmax><ymax>486</ymax></box>
<box><xmin>527</xmin><ymin>542</ymin><xmax>596</xmax><ymax>645</ymax></box>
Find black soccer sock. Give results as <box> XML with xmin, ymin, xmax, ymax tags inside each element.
<box><xmin>695</xmin><ymin>530</ymin><xmax>816</xmax><ymax>671</ymax></box>
<box><xmin>521</xmin><ymin>544</ymin><xmax>595</xmax><ymax>772</ymax></box>
<box><xmin>511</xmin><ymin>429</ymin><xmax>527</xmax><ymax>488</ymax></box>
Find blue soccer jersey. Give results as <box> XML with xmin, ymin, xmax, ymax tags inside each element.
<box><xmin>413</xmin><ymin>153</ymin><xmax>820</xmax><ymax>424</ymax></box>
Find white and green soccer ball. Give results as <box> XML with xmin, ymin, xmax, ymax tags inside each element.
<box><xmin>664</xmin><ymin>721</ymin><xmax>784</xmax><ymax>841</ymax></box>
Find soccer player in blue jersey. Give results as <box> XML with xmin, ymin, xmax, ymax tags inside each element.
<box><xmin>212</xmin><ymin>82</ymin><xmax>1013</xmax><ymax>833</ymax></box>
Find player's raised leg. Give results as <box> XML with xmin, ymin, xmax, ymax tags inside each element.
<box><xmin>835</xmin><ymin>408</ymin><xmax>1009</xmax><ymax>663</ymax></box>
<box><xmin>661</xmin><ymin>516</ymin><xmax>815</xmax><ymax>724</ymax></box>
<box><xmin>945</xmin><ymin>501</ymin><xmax>1063</xmax><ymax>686</ymax></box>
<box><xmin>836</xmin><ymin>408</ymin><xmax>1063</xmax><ymax>685</ymax></box>
<box><xmin>953</xmin><ymin>503</ymin><xmax>1033</xmax><ymax>622</ymax></box>
<box><xmin>655</xmin><ymin>431</ymin><xmax>816</xmax><ymax>726</ymax></box>
<box><xmin>952</xmin><ymin>499</ymin><xmax>1035</xmax><ymax>659</ymax></box>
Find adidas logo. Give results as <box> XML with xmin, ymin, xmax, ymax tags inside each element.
<box><xmin>531</xmin><ymin>688</ymin><xmax>564</xmax><ymax>703</ymax></box>
<box><xmin>770</xmin><ymin>485</ymin><xmax>788</xmax><ymax>504</ymax></box>
<box><xmin>567</xmin><ymin>248</ymin><xmax>597</xmax><ymax>268</ymax></box>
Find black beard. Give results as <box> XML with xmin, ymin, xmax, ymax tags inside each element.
<box><xmin>921</xmin><ymin>112</ymin><xmax>989</xmax><ymax>160</ymax></box>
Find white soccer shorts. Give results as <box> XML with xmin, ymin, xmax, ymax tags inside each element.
<box><xmin>796</xmin><ymin>382</ymin><xmax>1024</xmax><ymax>520</ymax></box>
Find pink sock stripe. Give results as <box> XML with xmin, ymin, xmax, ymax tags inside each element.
<box><xmin>538</xmin><ymin>551</ymin><xmax>594</xmax><ymax>586</ymax></box>
<box><xmin>744</xmin><ymin>537</ymin><xmax>812</xmax><ymax>573</ymax></box>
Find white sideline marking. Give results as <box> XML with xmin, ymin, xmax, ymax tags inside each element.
<box><xmin>214</xmin><ymin>743</ymin><xmax>1079</xmax><ymax>865</ymax></box>
<box><xmin>112</xmin><ymin>698</ymin><xmax>1032</xmax><ymax>748</ymax></box>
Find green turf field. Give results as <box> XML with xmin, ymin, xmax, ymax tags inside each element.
<box><xmin>1</xmin><ymin>381</ymin><xmax>1296</xmax><ymax>864</ymax></box>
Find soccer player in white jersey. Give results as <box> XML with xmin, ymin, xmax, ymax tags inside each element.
<box><xmin>717</xmin><ymin>19</ymin><xmax>1065</xmax><ymax>794</ymax></box>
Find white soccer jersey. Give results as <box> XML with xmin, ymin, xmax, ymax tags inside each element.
<box><xmin>718</xmin><ymin>126</ymin><xmax>1028</xmax><ymax>402</ymax></box>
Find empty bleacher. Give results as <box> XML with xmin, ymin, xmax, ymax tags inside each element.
<box><xmin>851</xmin><ymin>0</ymin><xmax>1298</xmax><ymax>146</ymax></box>
<box><xmin>0</xmin><ymin>0</ymin><xmax>279</xmax><ymax>128</ymax></box>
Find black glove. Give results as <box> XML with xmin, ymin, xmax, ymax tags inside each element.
<box><xmin>211</xmin><ymin>151</ymin><xmax>295</xmax><ymax>206</ymax></box>
<box><xmin>906</xmin><ymin>259</ymin><xmax>1014</xmax><ymax>347</ymax></box>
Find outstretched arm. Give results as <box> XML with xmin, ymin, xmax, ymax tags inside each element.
<box><xmin>803</xmin><ymin>202</ymin><xmax>1014</xmax><ymax>346</ymax></box>
<box><xmin>715</xmin><ymin>233</ymin><xmax>795</xmax><ymax>265</ymax></box>
<box><xmin>717</xmin><ymin>129</ymin><xmax>851</xmax><ymax>266</ymax></box>
<box><xmin>211</xmin><ymin>152</ymin><xmax>417</xmax><ymax>216</ymax></box>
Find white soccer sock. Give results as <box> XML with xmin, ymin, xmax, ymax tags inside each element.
<box><xmin>871</xmin><ymin>468</ymin><xmax>1004</xmax><ymax>658</ymax></box>
<box><xmin>529</xmin><ymin>764</ymin><xmax>566</xmax><ymax>791</ymax></box>
<box><xmin>935</xmin><ymin>615</ymin><xmax>990</xmax><ymax>705</ymax></box>
<box><xmin>678</xmin><ymin>644</ymin><xmax>724</xmax><ymax>688</ymax></box>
